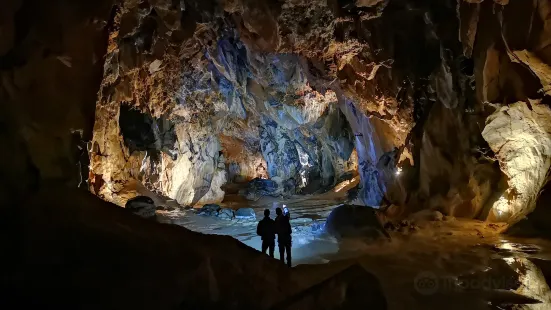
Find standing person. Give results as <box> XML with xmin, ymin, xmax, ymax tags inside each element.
<box><xmin>275</xmin><ymin>207</ymin><xmax>292</xmax><ymax>267</ymax></box>
<box><xmin>256</xmin><ymin>209</ymin><xmax>275</xmax><ymax>258</ymax></box>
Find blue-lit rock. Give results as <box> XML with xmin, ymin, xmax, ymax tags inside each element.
<box><xmin>198</xmin><ymin>204</ymin><xmax>221</xmax><ymax>216</ymax></box>
<box><xmin>217</xmin><ymin>208</ymin><xmax>235</xmax><ymax>220</ymax></box>
<box><xmin>235</xmin><ymin>208</ymin><xmax>256</xmax><ymax>220</ymax></box>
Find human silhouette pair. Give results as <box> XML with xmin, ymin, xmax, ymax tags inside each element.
<box><xmin>256</xmin><ymin>208</ymin><xmax>292</xmax><ymax>267</ymax></box>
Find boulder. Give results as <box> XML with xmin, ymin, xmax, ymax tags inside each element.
<box><xmin>198</xmin><ymin>204</ymin><xmax>221</xmax><ymax>216</ymax></box>
<box><xmin>217</xmin><ymin>208</ymin><xmax>235</xmax><ymax>220</ymax></box>
<box><xmin>125</xmin><ymin>196</ymin><xmax>156</xmax><ymax>219</ymax></box>
<box><xmin>325</xmin><ymin>205</ymin><xmax>389</xmax><ymax>240</ymax></box>
<box><xmin>235</xmin><ymin>208</ymin><xmax>256</xmax><ymax>220</ymax></box>
<box><xmin>482</xmin><ymin>101</ymin><xmax>551</xmax><ymax>223</ymax></box>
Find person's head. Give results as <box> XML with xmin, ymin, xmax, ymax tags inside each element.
<box><xmin>264</xmin><ymin>209</ymin><xmax>270</xmax><ymax>217</ymax></box>
<box><xmin>275</xmin><ymin>207</ymin><xmax>282</xmax><ymax>216</ymax></box>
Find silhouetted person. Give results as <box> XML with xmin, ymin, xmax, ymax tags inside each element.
<box><xmin>256</xmin><ymin>209</ymin><xmax>275</xmax><ymax>258</ymax></box>
<box><xmin>275</xmin><ymin>207</ymin><xmax>292</xmax><ymax>267</ymax></box>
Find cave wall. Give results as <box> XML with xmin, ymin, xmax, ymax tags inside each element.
<box><xmin>88</xmin><ymin>0</ymin><xmax>551</xmax><ymax>222</ymax></box>
<box><xmin>458</xmin><ymin>0</ymin><xmax>551</xmax><ymax>222</ymax></box>
<box><xmin>3</xmin><ymin>0</ymin><xmax>548</xmax><ymax>224</ymax></box>
<box><xmin>0</xmin><ymin>0</ymin><xmax>115</xmax><ymax>207</ymax></box>
<box><xmin>89</xmin><ymin>0</ymin><xmax>358</xmax><ymax>206</ymax></box>
<box><xmin>291</xmin><ymin>0</ymin><xmax>505</xmax><ymax>216</ymax></box>
<box><xmin>0</xmin><ymin>2</ymin><xmax>392</xmax><ymax>307</ymax></box>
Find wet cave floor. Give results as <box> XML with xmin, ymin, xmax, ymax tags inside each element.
<box><xmin>157</xmin><ymin>194</ymin><xmax>551</xmax><ymax>309</ymax></box>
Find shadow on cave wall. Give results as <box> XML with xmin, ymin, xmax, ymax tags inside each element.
<box><xmin>119</xmin><ymin>105</ymin><xmax>178</xmax><ymax>162</ymax></box>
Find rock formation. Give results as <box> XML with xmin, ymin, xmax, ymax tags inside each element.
<box><xmin>0</xmin><ymin>0</ymin><xmax>115</xmax><ymax>205</ymax></box>
<box><xmin>459</xmin><ymin>0</ymin><xmax>551</xmax><ymax>223</ymax></box>
<box><xmin>88</xmin><ymin>1</ymin><xmax>359</xmax><ymax>206</ymax></box>
<box><xmin>78</xmin><ymin>0</ymin><xmax>551</xmax><ymax>224</ymax></box>
<box><xmin>3</xmin><ymin>0</ymin><xmax>551</xmax><ymax>309</ymax></box>
<box><xmin>0</xmin><ymin>0</ymin><xmax>548</xmax><ymax>225</ymax></box>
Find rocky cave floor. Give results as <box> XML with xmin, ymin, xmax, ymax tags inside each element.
<box><xmin>155</xmin><ymin>191</ymin><xmax>551</xmax><ymax>309</ymax></box>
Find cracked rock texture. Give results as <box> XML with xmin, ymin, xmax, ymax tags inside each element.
<box><xmin>89</xmin><ymin>1</ymin><xmax>358</xmax><ymax>206</ymax></box>
<box><xmin>458</xmin><ymin>0</ymin><xmax>551</xmax><ymax>222</ymax></box>
<box><xmin>482</xmin><ymin>101</ymin><xmax>551</xmax><ymax>223</ymax></box>
<box><xmin>5</xmin><ymin>0</ymin><xmax>551</xmax><ymax>308</ymax></box>
<box><xmin>2</xmin><ymin>0</ymin><xmax>551</xmax><ymax>225</ymax></box>
<box><xmin>86</xmin><ymin>0</ymin><xmax>551</xmax><ymax>223</ymax></box>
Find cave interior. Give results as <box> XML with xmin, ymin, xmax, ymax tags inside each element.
<box><xmin>2</xmin><ymin>0</ymin><xmax>551</xmax><ymax>309</ymax></box>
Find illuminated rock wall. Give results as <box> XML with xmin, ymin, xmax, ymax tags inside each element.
<box><xmin>88</xmin><ymin>2</ymin><xmax>357</xmax><ymax>206</ymax></box>
<box><xmin>459</xmin><ymin>0</ymin><xmax>551</xmax><ymax>222</ymax></box>
<box><xmin>83</xmin><ymin>0</ymin><xmax>551</xmax><ymax>223</ymax></box>
<box><xmin>482</xmin><ymin>101</ymin><xmax>551</xmax><ymax>222</ymax></box>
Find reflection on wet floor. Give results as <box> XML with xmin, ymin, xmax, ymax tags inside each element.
<box><xmin>157</xmin><ymin>196</ymin><xmax>551</xmax><ymax>310</ymax></box>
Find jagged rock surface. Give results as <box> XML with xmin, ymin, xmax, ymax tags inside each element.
<box><xmin>89</xmin><ymin>1</ymin><xmax>358</xmax><ymax>207</ymax></box>
<box><xmin>482</xmin><ymin>101</ymin><xmax>551</xmax><ymax>223</ymax></box>
<box><xmin>459</xmin><ymin>0</ymin><xmax>551</xmax><ymax>222</ymax></box>
<box><xmin>3</xmin><ymin>0</ymin><xmax>551</xmax><ymax>225</ymax></box>
<box><xmin>83</xmin><ymin>0</ymin><xmax>551</xmax><ymax>222</ymax></box>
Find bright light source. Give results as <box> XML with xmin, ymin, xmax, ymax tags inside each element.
<box><xmin>395</xmin><ymin>167</ymin><xmax>402</xmax><ymax>176</ymax></box>
<box><xmin>503</xmin><ymin>257</ymin><xmax>516</xmax><ymax>265</ymax></box>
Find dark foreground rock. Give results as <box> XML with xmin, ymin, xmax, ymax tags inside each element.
<box><xmin>272</xmin><ymin>264</ymin><xmax>387</xmax><ymax>310</ymax></box>
<box><xmin>325</xmin><ymin>205</ymin><xmax>389</xmax><ymax>240</ymax></box>
<box><xmin>1</xmin><ymin>186</ymin><xmax>388</xmax><ymax>309</ymax></box>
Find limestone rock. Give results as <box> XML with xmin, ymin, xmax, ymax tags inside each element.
<box><xmin>198</xmin><ymin>204</ymin><xmax>221</xmax><ymax>216</ymax></box>
<box><xmin>217</xmin><ymin>208</ymin><xmax>235</xmax><ymax>220</ymax></box>
<box><xmin>235</xmin><ymin>208</ymin><xmax>256</xmax><ymax>220</ymax></box>
<box><xmin>90</xmin><ymin>17</ymin><xmax>356</xmax><ymax>204</ymax></box>
<box><xmin>508</xmin><ymin>50</ymin><xmax>551</xmax><ymax>96</ymax></box>
<box><xmin>243</xmin><ymin>178</ymin><xmax>280</xmax><ymax>200</ymax></box>
<box><xmin>482</xmin><ymin>101</ymin><xmax>551</xmax><ymax>223</ymax></box>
